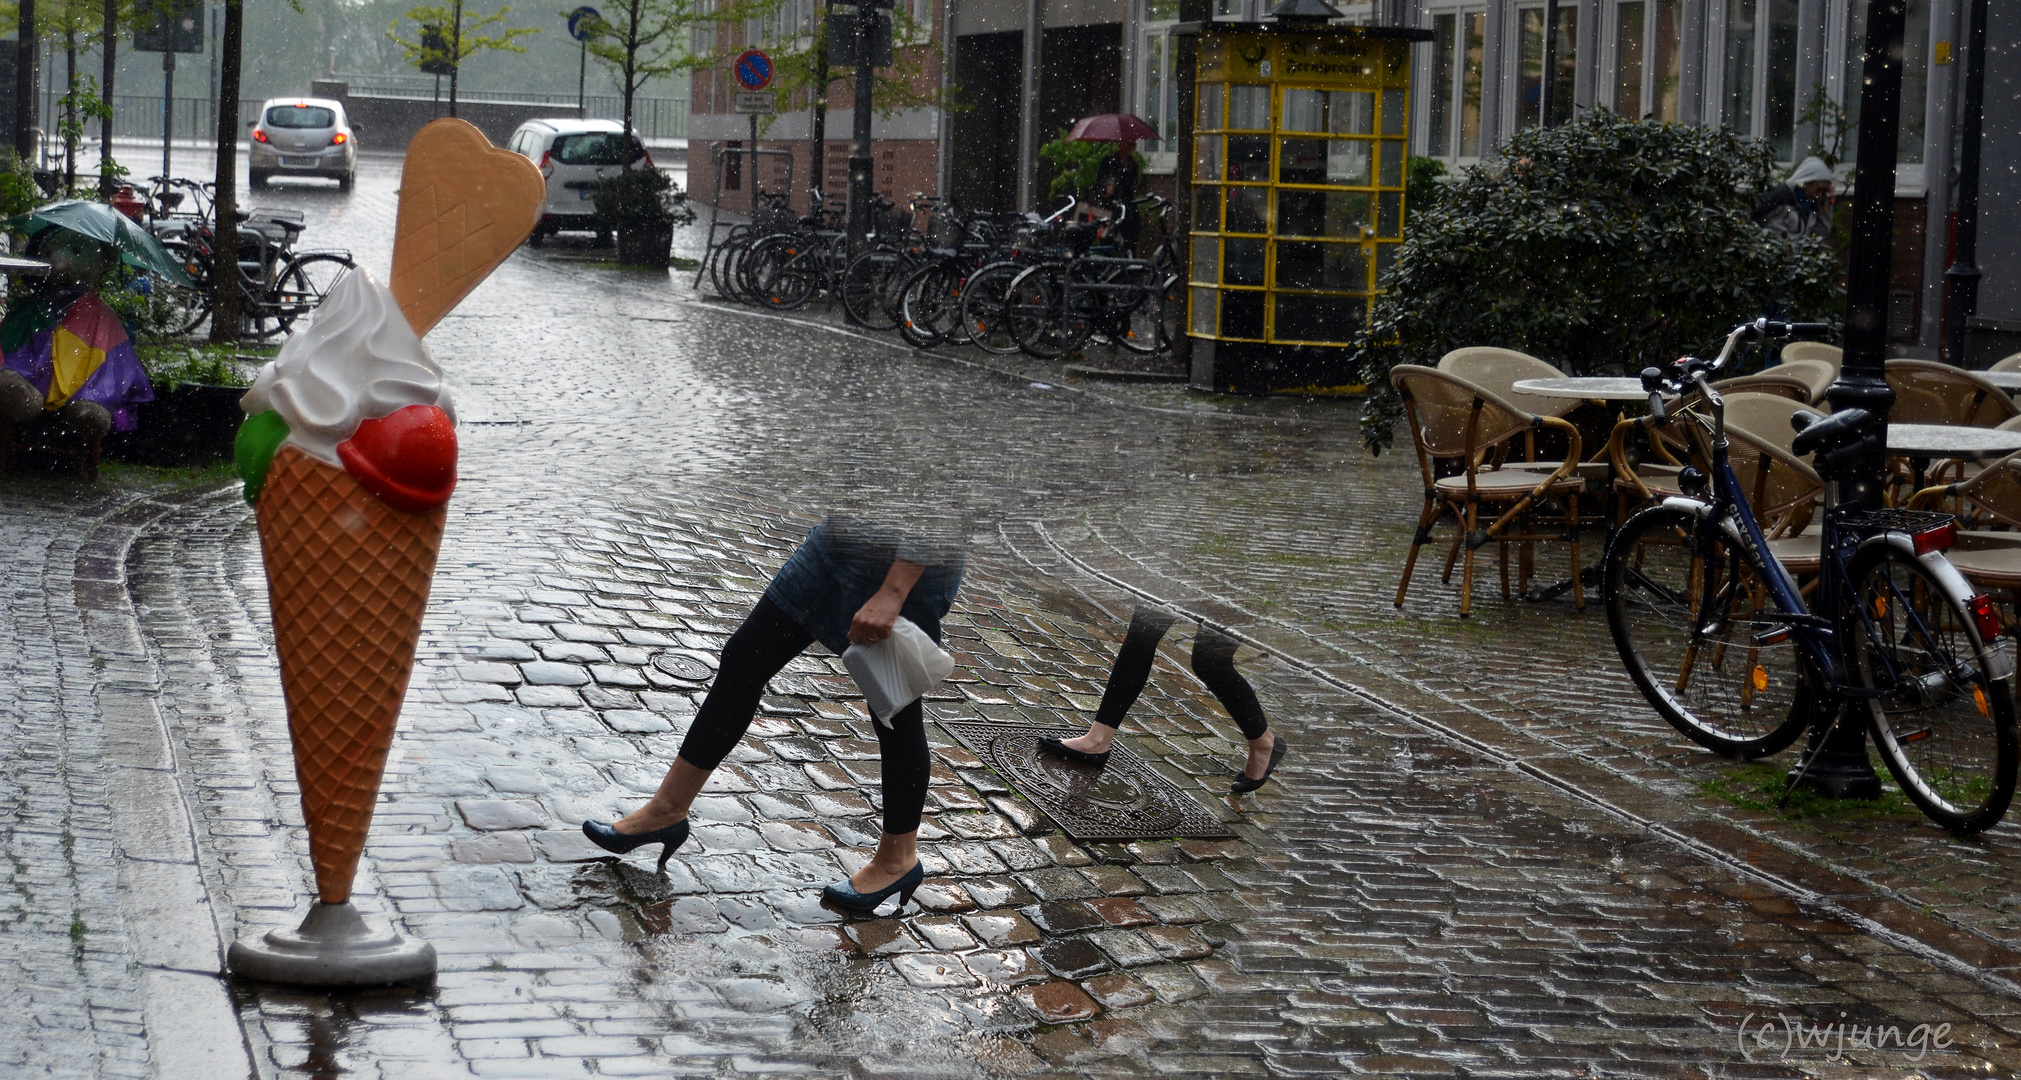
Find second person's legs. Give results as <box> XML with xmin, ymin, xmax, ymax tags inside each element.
<box><xmin>1053</xmin><ymin>606</ymin><xmax>1177</xmax><ymax>756</ymax></box>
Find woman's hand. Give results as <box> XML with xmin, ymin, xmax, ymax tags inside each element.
<box><xmin>849</xmin><ymin>559</ymin><xmax>924</xmax><ymax>645</ymax></box>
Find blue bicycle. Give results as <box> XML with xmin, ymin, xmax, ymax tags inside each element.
<box><xmin>1604</xmin><ymin>319</ymin><xmax>2018</xmax><ymax>834</ymax></box>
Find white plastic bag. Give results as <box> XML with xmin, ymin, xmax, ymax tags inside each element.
<box><xmin>842</xmin><ymin>617</ymin><xmax>956</xmax><ymax>727</ymax></box>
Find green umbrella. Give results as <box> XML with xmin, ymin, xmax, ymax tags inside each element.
<box><xmin>3</xmin><ymin>199</ymin><xmax>197</xmax><ymax>289</ymax></box>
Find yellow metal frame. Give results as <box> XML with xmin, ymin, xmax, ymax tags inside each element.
<box><xmin>1188</xmin><ymin>29</ymin><xmax>1411</xmax><ymax>348</ymax></box>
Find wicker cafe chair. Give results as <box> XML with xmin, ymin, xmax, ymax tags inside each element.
<box><xmin>1610</xmin><ymin>394</ymin><xmax>1825</xmax><ymax>574</ymax></box>
<box><xmin>1765</xmin><ymin>357</ymin><xmax>1837</xmax><ymax>404</ymax></box>
<box><xmin>1781</xmin><ymin>341</ymin><xmax>1842</xmax><ymax>375</ymax></box>
<box><xmin>1711</xmin><ymin>371</ymin><xmax>1811</xmax><ymax>402</ymax></box>
<box><xmin>1885</xmin><ymin>359</ymin><xmax>2021</xmax><ymax>427</ymax></box>
<box><xmin>1391</xmin><ymin>365</ymin><xmax>1586</xmax><ymax>617</ymax></box>
<box><xmin>1438</xmin><ymin>347</ymin><xmax>1608</xmax><ymax>490</ymax></box>
<box><xmin>1913</xmin><ymin>450</ymin><xmax>2021</xmax><ymax>622</ymax></box>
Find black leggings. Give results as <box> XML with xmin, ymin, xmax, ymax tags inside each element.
<box><xmin>676</xmin><ymin>596</ymin><xmax>931</xmax><ymax>835</ymax></box>
<box><xmin>1092</xmin><ymin>607</ymin><xmax>1270</xmax><ymax>740</ymax></box>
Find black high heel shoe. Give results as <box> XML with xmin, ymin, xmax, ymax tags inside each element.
<box><xmin>582</xmin><ymin>817</ymin><xmax>690</xmax><ymax>872</ymax></box>
<box><xmin>822</xmin><ymin>862</ymin><xmax>924</xmax><ymax>914</ymax></box>
<box><xmin>1230</xmin><ymin>737</ymin><xmax>1288</xmax><ymax>794</ymax></box>
<box><xmin>1037</xmin><ymin>736</ymin><xmax>1111</xmax><ymax>767</ymax></box>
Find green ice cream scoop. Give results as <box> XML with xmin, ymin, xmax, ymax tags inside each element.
<box><xmin>236</xmin><ymin>409</ymin><xmax>291</xmax><ymax>504</ymax></box>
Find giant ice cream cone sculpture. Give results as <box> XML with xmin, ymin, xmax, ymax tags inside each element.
<box><xmin>228</xmin><ymin>120</ymin><xmax>542</xmax><ymax>986</ymax></box>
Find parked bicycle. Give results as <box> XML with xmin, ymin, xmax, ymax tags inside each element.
<box><xmin>1604</xmin><ymin>318</ymin><xmax>2017</xmax><ymax>834</ymax></box>
<box><xmin>139</xmin><ymin>176</ymin><xmax>356</xmax><ymax>339</ymax></box>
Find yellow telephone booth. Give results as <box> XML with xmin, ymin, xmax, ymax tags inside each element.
<box><xmin>1185</xmin><ymin>9</ymin><xmax>1426</xmax><ymax>393</ymax></box>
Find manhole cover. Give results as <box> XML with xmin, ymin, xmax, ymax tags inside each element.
<box><xmin>938</xmin><ymin>721</ymin><xmax>1235</xmax><ymax>841</ymax></box>
<box><xmin>652</xmin><ymin>653</ymin><xmax>713</xmax><ymax>682</ymax></box>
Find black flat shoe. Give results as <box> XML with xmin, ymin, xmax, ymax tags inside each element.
<box><xmin>1038</xmin><ymin>736</ymin><xmax>1111</xmax><ymax>767</ymax></box>
<box><xmin>583</xmin><ymin>817</ymin><xmax>690</xmax><ymax>872</ymax></box>
<box><xmin>1230</xmin><ymin>737</ymin><xmax>1288</xmax><ymax>794</ymax></box>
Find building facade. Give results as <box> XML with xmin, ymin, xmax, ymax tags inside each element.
<box><xmin>685</xmin><ymin>0</ymin><xmax>2013</xmax><ymax>360</ymax></box>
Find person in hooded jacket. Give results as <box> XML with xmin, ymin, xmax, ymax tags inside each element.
<box><xmin>1754</xmin><ymin>156</ymin><xmax>1836</xmax><ymax>241</ymax></box>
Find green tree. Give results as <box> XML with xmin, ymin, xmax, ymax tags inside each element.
<box><xmin>759</xmin><ymin>5</ymin><xmax>951</xmax><ymax>194</ymax></box>
<box><xmin>582</xmin><ymin>0</ymin><xmax>770</xmax><ymax>149</ymax></box>
<box><xmin>390</xmin><ymin>1</ymin><xmax>539</xmax><ymax>116</ymax></box>
<box><xmin>1352</xmin><ymin>109</ymin><xmax>1841</xmax><ymax>454</ymax></box>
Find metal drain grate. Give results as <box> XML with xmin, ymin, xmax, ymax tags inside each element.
<box><xmin>938</xmin><ymin>721</ymin><xmax>1237</xmax><ymax>841</ymax></box>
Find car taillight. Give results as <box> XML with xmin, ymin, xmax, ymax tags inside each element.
<box><xmin>253</xmin><ymin>129</ymin><xmax>268</xmax><ymax>143</ymax></box>
<box><xmin>331</xmin><ymin>132</ymin><xmax>348</xmax><ymax>145</ymax></box>
<box><xmin>1970</xmin><ymin>594</ymin><xmax>2004</xmax><ymax>643</ymax></box>
<box><xmin>641</xmin><ymin>148</ymin><xmax>655</xmax><ymax>168</ymax></box>
<box><xmin>539</xmin><ymin>149</ymin><xmax>552</xmax><ymax>177</ymax></box>
<box><xmin>1913</xmin><ymin>519</ymin><xmax>1958</xmax><ymax>555</ymax></box>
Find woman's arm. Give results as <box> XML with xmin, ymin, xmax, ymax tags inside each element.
<box><xmin>849</xmin><ymin>559</ymin><xmax>924</xmax><ymax>645</ymax></box>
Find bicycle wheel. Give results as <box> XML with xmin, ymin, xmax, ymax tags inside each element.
<box><xmin>1851</xmin><ymin>544</ymin><xmax>2018</xmax><ymax>833</ymax></box>
<box><xmin>763</xmin><ymin>247</ymin><xmax>822</xmax><ymax>311</ymax></box>
<box><xmin>897</xmin><ymin>263</ymin><xmax>956</xmax><ymax>348</ymax></box>
<box><xmin>1603</xmin><ymin>506</ymin><xmax>1812</xmax><ymax>758</ymax></box>
<box><xmin>710</xmin><ymin>232</ymin><xmax>751</xmax><ymax>302</ymax></box>
<box><xmin>1114</xmin><ymin>267</ymin><xmax>1164</xmax><ymax>355</ymax></box>
<box><xmin>1009</xmin><ymin>266</ymin><xmax>1069</xmax><ymax>360</ymax></box>
<box><xmin>1155</xmin><ymin>274</ymin><xmax>1183</xmax><ymax>353</ymax></box>
<box><xmin>959</xmin><ymin>262</ymin><xmax>1025</xmax><ymax>355</ymax></box>
<box><xmin>278</xmin><ymin>253</ymin><xmax>354</xmax><ymax>318</ymax></box>
<box><xmin>842</xmin><ymin>248</ymin><xmax>902</xmax><ymax>330</ymax></box>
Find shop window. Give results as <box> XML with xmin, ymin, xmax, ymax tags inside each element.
<box><xmin>1136</xmin><ymin>1</ymin><xmax>1181</xmax><ymax>171</ymax></box>
<box><xmin>1614</xmin><ymin>1</ymin><xmax>1680</xmax><ymax>121</ymax></box>
<box><xmin>1721</xmin><ymin>0</ymin><xmax>1800</xmax><ymax>159</ymax></box>
<box><xmin>1517</xmin><ymin>2</ymin><xmax>1577</xmax><ymax>128</ymax></box>
<box><xmin>1423</xmin><ymin>7</ymin><xmax>1486</xmax><ymax>158</ymax></box>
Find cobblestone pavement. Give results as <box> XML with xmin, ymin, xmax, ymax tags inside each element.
<box><xmin>5</xmin><ymin>154</ymin><xmax>2021</xmax><ymax>1077</ymax></box>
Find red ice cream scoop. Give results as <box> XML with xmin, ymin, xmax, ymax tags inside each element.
<box><xmin>336</xmin><ymin>404</ymin><xmax>457</xmax><ymax>513</ymax></box>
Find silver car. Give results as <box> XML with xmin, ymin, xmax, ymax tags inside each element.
<box><xmin>248</xmin><ymin>98</ymin><xmax>356</xmax><ymax>191</ymax></box>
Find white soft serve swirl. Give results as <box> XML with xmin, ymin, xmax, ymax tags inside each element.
<box><xmin>241</xmin><ymin>270</ymin><xmax>454</xmax><ymax>466</ymax></box>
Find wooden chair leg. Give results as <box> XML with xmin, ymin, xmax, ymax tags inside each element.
<box><xmin>1567</xmin><ymin>493</ymin><xmax>1585</xmax><ymax>610</ymax></box>
<box><xmin>1440</xmin><ymin>520</ymin><xmax>1465</xmax><ymax>583</ymax></box>
<box><xmin>1395</xmin><ymin>499</ymin><xmax>1441</xmax><ymax>607</ymax></box>
<box><xmin>1498</xmin><ymin>541</ymin><xmax>1510</xmax><ymax>599</ymax></box>
<box><xmin>1459</xmin><ymin>500</ymin><xmax>1479</xmax><ymax>618</ymax></box>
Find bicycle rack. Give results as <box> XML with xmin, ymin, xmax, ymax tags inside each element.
<box><xmin>695</xmin><ymin>144</ymin><xmax>797</xmax><ymax>289</ymax></box>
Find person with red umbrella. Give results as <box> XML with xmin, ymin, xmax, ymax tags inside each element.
<box><xmin>1068</xmin><ymin>114</ymin><xmax>1155</xmax><ymax>253</ymax></box>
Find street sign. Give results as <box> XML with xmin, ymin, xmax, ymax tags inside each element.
<box><xmin>733</xmin><ymin>92</ymin><xmax>777</xmax><ymax>115</ymax></box>
<box><xmin>132</xmin><ymin>0</ymin><xmax>203</xmax><ymax>53</ymax></box>
<box><xmin>733</xmin><ymin>49</ymin><xmax>774</xmax><ymax>92</ymax></box>
<box><xmin>417</xmin><ymin>27</ymin><xmax>455</xmax><ymax>76</ymax></box>
<box><xmin>566</xmin><ymin>7</ymin><xmax>602</xmax><ymax>42</ymax></box>
<box><xmin>826</xmin><ymin>12</ymin><xmax>894</xmax><ymax>68</ymax></box>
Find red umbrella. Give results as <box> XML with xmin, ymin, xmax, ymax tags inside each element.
<box><xmin>1066</xmin><ymin>114</ymin><xmax>1157</xmax><ymax>143</ymax></box>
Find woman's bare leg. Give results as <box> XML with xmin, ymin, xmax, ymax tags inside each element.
<box><xmin>613</xmin><ymin>756</ymin><xmax>710</xmax><ymax>834</ymax></box>
<box><xmin>849</xmin><ymin>830</ymin><xmax>919</xmax><ymax>892</ymax></box>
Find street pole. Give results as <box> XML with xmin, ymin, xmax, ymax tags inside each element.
<box><xmin>15</xmin><ymin>0</ymin><xmax>35</xmax><ymax>164</ymax></box>
<box><xmin>846</xmin><ymin>1</ymin><xmax>874</xmax><ymax>248</ymax></box>
<box><xmin>99</xmin><ymin>0</ymin><xmax>114</xmax><ymax>193</ymax></box>
<box><xmin>750</xmin><ymin>111</ymin><xmax>760</xmax><ymax>217</ymax></box>
<box><xmin>1943</xmin><ymin>0</ymin><xmax>1988</xmax><ymax>366</ymax></box>
<box><xmin>449</xmin><ymin>0</ymin><xmax>462</xmax><ymax>119</ymax></box>
<box><xmin>1797</xmin><ymin>0</ymin><xmax>1907</xmax><ymax>798</ymax></box>
<box><xmin>578</xmin><ymin>40</ymin><xmax>588</xmax><ymax>118</ymax></box>
<box><xmin>162</xmin><ymin>50</ymin><xmax>174</xmax><ymax>182</ymax></box>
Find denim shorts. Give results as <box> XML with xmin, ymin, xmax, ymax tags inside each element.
<box><xmin>763</xmin><ymin>519</ymin><xmax>963</xmax><ymax>654</ymax></box>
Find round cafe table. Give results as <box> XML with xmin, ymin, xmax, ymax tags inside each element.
<box><xmin>1970</xmin><ymin>370</ymin><xmax>2021</xmax><ymax>393</ymax></box>
<box><xmin>1885</xmin><ymin>423</ymin><xmax>2021</xmax><ymax>496</ymax></box>
<box><xmin>1510</xmin><ymin>377</ymin><xmax>1652</xmax><ymax>402</ymax></box>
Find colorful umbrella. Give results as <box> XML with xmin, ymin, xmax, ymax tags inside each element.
<box><xmin>3</xmin><ymin>199</ymin><xmax>196</xmax><ymax>288</ymax></box>
<box><xmin>1066</xmin><ymin>114</ymin><xmax>1157</xmax><ymax>144</ymax></box>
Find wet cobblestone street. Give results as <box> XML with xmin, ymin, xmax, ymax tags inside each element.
<box><xmin>7</xmin><ymin>155</ymin><xmax>2021</xmax><ymax>1077</ymax></box>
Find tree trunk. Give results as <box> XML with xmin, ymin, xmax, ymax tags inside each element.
<box><xmin>62</xmin><ymin>30</ymin><xmax>75</xmax><ymax>192</ymax></box>
<box><xmin>209</xmin><ymin>0</ymin><xmax>243</xmax><ymax>345</ymax></box>
<box><xmin>99</xmin><ymin>0</ymin><xmax>114</xmax><ymax>195</ymax></box>
<box><xmin>621</xmin><ymin>0</ymin><xmax>639</xmax><ymax>146</ymax></box>
<box><xmin>809</xmin><ymin>32</ymin><xmax>827</xmax><ymax>209</ymax></box>
<box><xmin>448</xmin><ymin>0</ymin><xmax>463</xmax><ymax>118</ymax></box>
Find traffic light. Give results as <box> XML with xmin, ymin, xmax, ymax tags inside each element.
<box><xmin>133</xmin><ymin>0</ymin><xmax>204</xmax><ymax>53</ymax></box>
<box><xmin>418</xmin><ymin>27</ymin><xmax>456</xmax><ymax>76</ymax></box>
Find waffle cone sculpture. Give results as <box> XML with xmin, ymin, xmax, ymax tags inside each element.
<box><xmin>228</xmin><ymin>120</ymin><xmax>541</xmax><ymax>985</ymax></box>
<box><xmin>257</xmin><ymin>444</ymin><xmax>448</xmax><ymax>902</ymax></box>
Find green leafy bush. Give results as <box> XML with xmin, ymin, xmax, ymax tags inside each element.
<box><xmin>0</xmin><ymin>150</ymin><xmax>42</xmax><ymax>219</ymax></box>
<box><xmin>134</xmin><ymin>343</ymin><xmax>261</xmax><ymax>391</ymax></box>
<box><xmin>593</xmin><ymin>167</ymin><xmax>697</xmax><ymax>230</ymax></box>
<box><xmin>1038</xmin><ymin>133</ymin><xmax>1145</xmax><ymax>201</ymax></box>
<box><xmin>1354</xmin><ymin>110</ymin><xmax>1841</xmax><ymax>453</ymax></box>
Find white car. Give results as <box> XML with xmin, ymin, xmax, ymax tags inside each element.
<box><xmin>248</xmin><ymin>97</ymin><xmax>356</xmax><ymax>191</ymax></box>
<box><xmin>507</xmin><ymin>118</ymin><xmax>655</xmax><ymax>244</ymax></box>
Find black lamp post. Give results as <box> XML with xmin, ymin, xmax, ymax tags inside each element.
<box><xmin>1795</xmin><ymin>0</ymin><xmax>1909</xmax><ymax>798</ymax></box>
<box><xmin>1943</xmin><ymin>0</ymin><xmax>1988</xmax><ymax>366</ymax></box>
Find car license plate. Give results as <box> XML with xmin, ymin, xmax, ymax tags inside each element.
<box><xmin>578</xmin><ymin>188</ymin><xmax>595</xmax><ymax>200</ymax></box>
<box><xmin>281</xmin><ymin>156</ymin><xmax>317</xmax><ymax>168</ymax></box>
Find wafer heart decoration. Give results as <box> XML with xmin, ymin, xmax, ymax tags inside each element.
<box><xmin>390</xmin><ymin>118</ymin><xmax>547</xmax><ymax>336</ymax></box>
